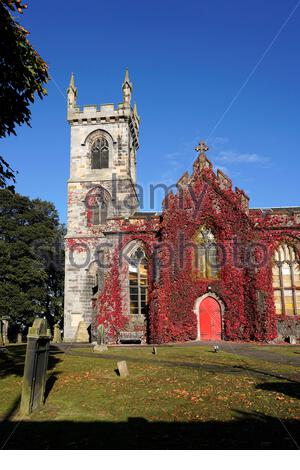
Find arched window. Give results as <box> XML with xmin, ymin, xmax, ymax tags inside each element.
<box><xmin>91</xmin><ymin>137</ymin><xmax>109</xmax><ymax>169</ymax></box>
<box><xmin>128</xmin><ymin>247</ymin><xmax>148</xmax><ymax>315</ymax></box>
<box><xmin>272</xmin><ymin>244</ymin><xmax>300</xmax><ymax>315</ymax></box>
<box><xmin>88</xmin><ymin>261</ymin><xmax>99</xmax><ymax>295</ymax></box>
<box><xmin>194</xmin><ymin>226</ymin><xmax>219</xmax><ymax>279</ymax></box>
<box><xmin>91</xmin><ymin>199</ymin><xmax>108</xmax><ymax>225</ymax></box>
<box><xmin>85</xmin><ymin>186</ymin><xmax>110</xmax><ymax>226</ymax></box>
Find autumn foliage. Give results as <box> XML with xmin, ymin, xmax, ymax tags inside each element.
<box><xmin>80</xmin><ymin>154</ymin><xmax>300</xmax><ymax>343</ymax></box>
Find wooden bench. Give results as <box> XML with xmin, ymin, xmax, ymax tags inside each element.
<box><xmin>118</xmin><ymin>331</ymin><xmax>145</xmax><ymax>344</ymax></box>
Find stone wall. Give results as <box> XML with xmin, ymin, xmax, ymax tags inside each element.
<box><xmin>277</xmin><ymin>319</ymin><xmax>300</xmax><ymax>340</ymax></box>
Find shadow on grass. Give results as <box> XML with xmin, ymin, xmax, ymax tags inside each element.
<box><xmin>44</xmin><ymin>373</ymin><xmax>60</xmax><ymax>401</ymax></box>
<box><xmin>0</xmin><ymin>411</ymin><xmax>299</xmax><ymax>450</ymax></box>
<box><xmin>0</xmin><ymin>346</ymin><xmax>62</xmax><ymax>380</ymax></box>
<box><xmin>256</xmin><ymin>382</ymin><xmax>300</xmax><ymax>400</ymax></box>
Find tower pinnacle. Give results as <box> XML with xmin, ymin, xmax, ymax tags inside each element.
<box><xmin>67</xmin><ymin>72</ymin><xmax>77</xmax><ymax>107</ymax></box>
<box><xmin>133</xmin><ymin>102</ymin><xmax>140</xmax><ymax>123</ymax></box>
<box><xmin>122</xmin><ymin>68</ymin><xmax>133</xmax><ymax>105</ymax></box>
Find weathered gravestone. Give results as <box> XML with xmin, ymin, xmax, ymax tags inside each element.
<box><xmin>75</xmin><ymin>320</ymin><xmax>89</xmax><ymax>343</ymax></box>
<box><xmin>17</xmin><ymin>333</ymin><xmax>23</xmax><ymax>344</ymax></box>
<box><xmin>53</xmin><ymin>324</ymin><xmax>62</xmax><ymax>343</ymax></box>
<box><xmin>117</xmin><ymin>360</ymin><xmax>129</xmax><ymax>378</ymax></box>
<box><xmin>2</xmin><ymin>320</ymin><xmax>9</xmax><ymax>345</ymax></box>
<box><xmin>0</xmin><ymin>320</ymin><xmax>3</xmax><ymax>347</ymax></box>
<box><xmin>94</xmin><ymin>324</ymin><xmax>108</xmax><ymax>353</ymax></box>
<box><xmin>20</xmin><ymin>318</ymin><xmax>51</xmax><ymax>416</ymax></box>
<box><xmin>288</xmin><ymin>335</ymin><xmax>297</xmax><ymax>345</ymax></box>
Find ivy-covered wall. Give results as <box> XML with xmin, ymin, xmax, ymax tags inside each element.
<box><xmin>93</xmin><ymin>153</ymin><xmax>300</xmax><ymax>343</ymax></box>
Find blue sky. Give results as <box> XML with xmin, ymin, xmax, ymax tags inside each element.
<box><xmin>1</xmin><ymin>0</ymin><xmax>300</xmax><ymax>223</ymax></box>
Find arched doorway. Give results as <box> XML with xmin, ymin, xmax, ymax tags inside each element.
<box><xmin>199</xmin><ymin>297</ymin><xmax>222</xmax><ymax>340</ymax></box>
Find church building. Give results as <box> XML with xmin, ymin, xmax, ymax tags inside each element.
<box><xmin>64</xmin><ymin>71</ymin><xmax>300</xmax><ymax>344</ymax></box>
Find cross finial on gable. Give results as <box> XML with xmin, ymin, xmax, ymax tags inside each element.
<box><xmin>195</xmin><ymin>140</ymin><xmax>209</xmax><ymax>154</ymax></box>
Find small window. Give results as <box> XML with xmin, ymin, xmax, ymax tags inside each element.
<box><xmin>91</xmin><ymin>137</ymin><xmax>109</xmax><ymax>169</ymax></box>
<box><xmin>88</xmin><ymin>261</ymin><xmax>99</xmax><ymax>295</ymax></box>
<box><xmin>273</xmin><ymin>244</ymin><xmax>300</xmax><ymax>315</ymax></box>
<box><xmin>92</xmin><ymin>200</ymin><xmax>108</xmax><ymax>226</ymax></box>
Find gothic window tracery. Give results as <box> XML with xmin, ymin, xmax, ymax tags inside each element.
<box><xmin>194</xmin><ymin>226</ymin><xmax>219</xmax><ymax>279</ymax></box>
<box><xmin>272</xmin><ymin>244</ymin><xmax>300</xmax><ymax>315</ymax></box>
<box><xmin>91</xmin><ymin>199</ymin><xmax>108</xmax><ymax>225</ymax></box>
<box><xmin>85</xmin><ymin>186</ymin><xmax>110</xmax><ymax>226</ymax></box>
<box><xmin>128</xmin><ymin>247</ymin><xmax>148</xmax><ymax>315</ymax></box>
<box><xmin>91</xmin><ymin>137</ymin><xmax>109</xmax><ymax>169</ymax></box>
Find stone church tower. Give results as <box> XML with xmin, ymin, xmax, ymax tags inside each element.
<box><xmin>64</xmin><ymin>70</ymin><xmax>140</xmax><ymax>341</ymax></box>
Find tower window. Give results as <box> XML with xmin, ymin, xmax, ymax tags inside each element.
<box><xmin>272</xmin><ymin>244</ymin><xmax>300</xmax><ymax>315</ymax></box>
<box><xmin>194</xmin><ymin>226</ymin><xmax>219</xmax><ymax>279</ymax></box>
<box><xmin>91</xmin><ymin>137</ymin><xmax>109</xmax><ymax>169</ymax></box>
<box><xmin>128</xmin><ymin>247</ymin><xmax>148</xmax><ymax>315</ymax></box>
<box><xmin>88</xmin><ymin>261</ymin><xmax>100</xmax><ymax>296</ymax></box>
<box><xmin>92</xmin><ymin>199</ymin><xmax>108</xmax><ymax>225</ymax></box>
<box><xmin>85</xmin><ymin>186</ymin><xmax>110</xmax><ymax>227</ymax></box>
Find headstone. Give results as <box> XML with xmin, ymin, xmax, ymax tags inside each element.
<box><xmin>94</xmin><ymin>324</ymin><xmax>108</xmax><ymax>352</ymax></box>
<box><xmin>0</xmin><ymin>321</ymin><xmax>3</xmax><ymax>347</ymax></box>
<box><xmin>53</xmin><ymin>324</ymin><xmax>62</xmax><ymax>343</ymax></box>
<box><xmin>152</xmin><ymin>346</ymin><xmax>157</xmax><ymax>355</ymax></box>
<box><xmin>97</xmin><ymin>324</ymin><xmax>106</xmax><ymax>345</ymax></box>
<box><xmin>3</xmin><ymin>320</ymin><xmax>9</xmax><ymax>345</ymax></box>
<box><xmin>20</xmin><ymin>318</ymin><xmax>51</xmax><ymax>416</ymax></box>
<box><xmin>117</xmin><ymin>360</ymin><xmax>129</xmax><ymax>378</ymax></box>
<box><xmin>17</xmin><ymin>333</ymin><xmax>23</xmax><ymax>344</ymax></box>
<box><xmin>288</xmin><ymin>335</ymin><xmax>296</xmax><ymax>345</ymax></box>
<box><xmin>213</xmin><ymin>345</ymin><xmax>220</xmax><ymax>353</ymax></box>
<box><xmin>75</xmin><ymin>320</ymin><xmax>89</xmax><ymax>343</ymax></box>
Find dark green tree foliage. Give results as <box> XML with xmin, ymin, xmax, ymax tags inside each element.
<box><xmin>0</xmin><ymin>190</ymin><xmax>65</xmax><ymax>333</ymax></box>
<box><xmin>0</xmin><ymin>1</ymin><xmax>49</xmax><ymax>187</ymax></box>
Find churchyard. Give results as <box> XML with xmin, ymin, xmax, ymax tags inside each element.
<box><xmin>0</xmin><ymin>343</ymin><xmax>300</xmax><ymax>449</ymax></box>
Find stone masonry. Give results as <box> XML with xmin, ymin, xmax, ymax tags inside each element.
<box><xmin>64</xmin><ymin>70</ymin><xmax>140</xmax><ymax>341</ymax></box>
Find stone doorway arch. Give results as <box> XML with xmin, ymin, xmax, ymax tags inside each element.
<box><xmin>194</xmin><ymin>293</ymin><xmax>225</xmax><ymax>340</ymax></box>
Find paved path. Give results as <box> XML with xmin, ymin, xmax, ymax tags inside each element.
<box><xmin>191</xmin><ymin>341</ymin><xmax>300</xmax><ymax>368</ymax></box>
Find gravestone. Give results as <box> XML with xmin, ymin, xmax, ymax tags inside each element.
<box><xmin>3</xmin><ymin>320</ymin><xmax>9</xmax><ymax>345</ymax></box>
<box><xmin>288</xmin><ymin>335</ymin><xmax>297</xmax><ymax>345</ymax></box>
<box><xmin>53</xmin><ymin>324</ymin><xmax>62</xmax><ymax>343</ymax></box>
<box><xmin>117</xmin><ymin>360</ymin><xmax>129</xmax><ymax>378</ymax></box>
<box><xmin>75</xmin><ymin>320</ymin><xmax>89</xmax><ymax>343</ymax></box>
<box><xmin>20</xmin><ymin>318</ymin><xmax>51</xmax><ymax>416</ymax></box>
<box><xmin>152</xmin><ymin>346</ymin><xmax>157</xmax><ymax>355</ymax></box>
<box><xmin>17</xmin><ymin>333</ymin><xmax>23</xmax><ymax>344</ymax></box>
<box><xmin>94</xmin><ymin>324</ymin><xmax>108</xmax><ymax>353</ymax></box>
<box><xmin>0</xmin><ymin>321</ymin><xmax>3</xmax><ymax>346</ymax></box>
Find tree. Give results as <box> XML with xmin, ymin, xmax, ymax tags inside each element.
<box><xmin>0</xmin><ymin>1</ymin><xmax>49</xmax><ymax>187</ymax></box>
<box><xmin>0</xmin><ymin>189</ymin><xmax>65</xmax><ymax>335</ymax></box>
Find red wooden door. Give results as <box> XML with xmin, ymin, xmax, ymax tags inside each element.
<box><xmin>199</xmin><ymin>297</ymin><xmax>221</xmax><ymax>340</ymax></box>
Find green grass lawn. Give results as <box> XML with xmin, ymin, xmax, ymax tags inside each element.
<box><xmin>0</xmin><ymin>344</ymin><xmax>300</xmax><ymax>449</ymax></box>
